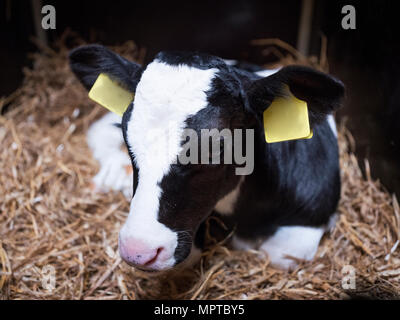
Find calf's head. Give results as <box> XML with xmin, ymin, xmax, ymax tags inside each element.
<box><xmin>70</xmin><ymin>45</ymin><xmax>344</xmax><ymax>271</ymax></box>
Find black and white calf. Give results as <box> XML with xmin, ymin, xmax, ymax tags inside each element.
<box><xmin>69</xmin><ymin>45</ymin><xmax>344</xmax><ymax>271</ymax></box>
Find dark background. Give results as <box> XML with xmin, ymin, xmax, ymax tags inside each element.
<box><xmin>2</xmin><ymin>0</ymin><xmax>400</xmax><ymax>196</ymax></box>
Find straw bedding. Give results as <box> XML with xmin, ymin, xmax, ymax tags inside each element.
<box><xmin>1</xmin><ymin>34</ymin><xmax>399</xmax><ymax>300</ymax></box>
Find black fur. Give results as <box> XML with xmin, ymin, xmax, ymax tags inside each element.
<box><xmin>69</xmin><ymin>44</ymin><xmax>142</xmax><ymax>91</ymax></box>
<box><xmin>121</xmin><ymin>102</ymin><xmax>139</xmax><ymax>195</ymax></box>
<box><xmin>155</xmin><ymin>51</ymin><xmax>228</xmax><ymax>70</ymax></box>
<box><xmin>69</xmin><ymin>47</ymin><xmax>345</xmax><ymax>268</ymax></box>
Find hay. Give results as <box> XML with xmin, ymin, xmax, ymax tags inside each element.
<box><xmin>1</xmin><ymin>33</ymin><xmax>400</xmax><ymax>300</ymax></box>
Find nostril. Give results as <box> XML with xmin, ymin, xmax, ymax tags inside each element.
<box><xmin>144</xmin><ymin>247</ymin><xmax>164</xmax><ymax>266</ymax></box>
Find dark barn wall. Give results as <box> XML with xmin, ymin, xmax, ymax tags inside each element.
<box><xmin>1</xmin><ymin>0</ymin><xmax>36</xmax><ymax>97</ymax></box>
<box><xmin>1</xmin><ymin>0</ymin><xmax>302</xmax><ymax>97</ymax></box>
<box><xmin>46</xmin><ymin>0</ymin><xmax>302</xmax><ymax>64</ymax></box>
<box><xmin>319</xmin><ymin>0</ymin><xmax>400</xmax><ymax>196</ymax></box>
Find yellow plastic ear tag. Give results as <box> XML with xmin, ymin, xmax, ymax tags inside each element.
<box><xmin>88</xmin><ymin>73</ymin><xmax>134</xmax><ymax>116</ymax></box>
<box><xmin>263</xmin><ymin>86</ymin><xmax>312</xmax><ymax>143</ymax></box>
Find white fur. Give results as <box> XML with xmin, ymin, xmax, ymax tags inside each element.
<box><xmin>255</xmin><ymin>68</ymin><xmax>280</xmax><ymax>78</ymax></box>
<box><xmin>327</xmin><ymin>114</ymin><xmax>337</xmax><ymax>137</ymax></box>
<box><xmin>326</xmin><ymin>212</ymin><xmax>339</xmax><ymax>232</ymax></box>
<box><xmin>222</xmin><ymin>59</ymin><xmax>237</xmax><ymax>66</ymax></box>
<box><xmin>120</xmin><ymin>60</ymin><xmax>218</xmax><ymax>268</ymax></box>
<box><xmin>214</xmin><ymin>176</ymin><xmax>245</xmax><ymax>215</ymax></box>
<box><xmin>87</xmin><ymin>113</ymin><xmax>133</xmax><ymax>198</ymax></box>
<box><xmin>260</xmin><ymin>226</ymin><xmax>325</xmax><ymax>270</ymax></box>
<box><xmin>232</xmin><ymin>225</ymin><xmax>326</xmax><ymax>270</ymax></box>
<box><xmin>87</xmin><ymin>113</ymin><xmax>122</xmax><ymax>160</ymax></box>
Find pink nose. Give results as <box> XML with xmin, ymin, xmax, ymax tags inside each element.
<box><xmin>119</xmin><ymin>237</ymin><xmax>163</xmax><ymax>267</ymax></box>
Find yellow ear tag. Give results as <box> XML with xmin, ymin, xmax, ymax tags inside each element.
<box><xmin>263</xmin><ymin>86</ymin><xmax>313</xmax><ymax>143</ymax></box>
<box><xmin>88</xmin><ymin>73</ymin><xmax>134</xmax><ymax>116</ymax></box>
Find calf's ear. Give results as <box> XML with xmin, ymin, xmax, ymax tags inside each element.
<box><xmin>246</xmin><ymin>65</ymin><xmax>345</xmax><ymax>126</ymax></box>
<box><xmin>69</xmin><ymin>44</ymin><xmax>142</xmax><ymax>91</ymax></box>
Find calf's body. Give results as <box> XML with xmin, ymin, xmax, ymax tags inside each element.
<box><xmin>70</xmin><ymin>46</ymin><xmax>344</xmax><ymax>271</ymax></box>
<box><xmin>212</xmin><ymin>113</ymin><xmax>340</xmax><ymax>268</ymax></box>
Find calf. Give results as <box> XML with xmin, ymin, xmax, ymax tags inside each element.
<box><xmin>69</xmin><ymin>45</ymin><xmax>344</xmax><ymax>271</ymax></box>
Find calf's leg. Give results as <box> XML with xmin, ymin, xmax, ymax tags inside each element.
<box><xmin>86</xmin><ymin>112</ymin><xmax>133</xmax><ymax>198</ymax></box>
<box><xmin>231</xmin><ymin>214</ymin><xmax>337</xmax><ymax>270</ymax></box>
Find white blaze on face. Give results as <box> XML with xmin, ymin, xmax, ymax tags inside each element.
<box><xmin>119</xmin><ymin>60</ymin><xmax>218</xmax><ymax>268</ymax></box>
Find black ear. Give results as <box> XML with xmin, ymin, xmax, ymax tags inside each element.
<box><xmin>246</xmin><ymin>65</ymin><xmax>345</xmax><ymax>125</ymax></box>
<box><xmin>69</xmin><ymin>44</ymin><xmax>142</xmax><ymax>91</ymax></box>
